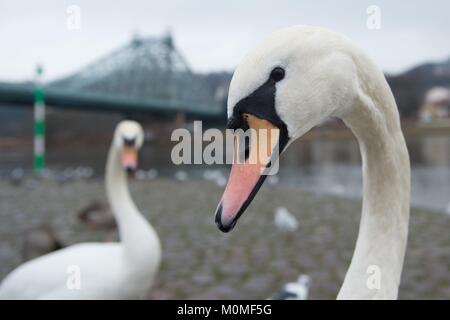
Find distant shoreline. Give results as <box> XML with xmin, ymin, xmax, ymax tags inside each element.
<box><xmin>2</xmin><ymin>119</ymin><xmax>450</xmax><ymax>151</ymax></box>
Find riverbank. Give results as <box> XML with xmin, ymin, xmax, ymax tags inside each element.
<box><xmin>0</xmin><ymin>178</ymin><xmax>449</xmax><ymax>299</ymax></box>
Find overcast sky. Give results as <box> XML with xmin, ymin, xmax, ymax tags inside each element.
<box><xmin>1</xmin><ymin>0</ymin><xmax>449</xmax><ymax>82</ymax></box>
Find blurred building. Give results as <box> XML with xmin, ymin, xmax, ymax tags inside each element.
<box><xmin>49</xmin><ymin>32</ymin><xmax>223</xmax><ymax>118</ymax></box>
<box><xmin>0</xmin><ymin>32</ymin><xmax>229</xmax><ymax>143</ymax></box>
<box><xmin>387</xmin><ymin>57</ymin><xmax>450</xmax><ymax>118</ymax></box>
<box><xmin>419</xmin><ymin>87</ymin><xmax>450</xmax><ymax>123</ymax></box>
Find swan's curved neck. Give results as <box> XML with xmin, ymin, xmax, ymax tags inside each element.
<box><xmin>337</xmin><ymin>77</ymin><xmax>410</xmax><ymax>299</ymax></box>
<box><xmin>105</xmin><ymin>145</ymin><xmax>159</xmax><ymax>261</ymax></box>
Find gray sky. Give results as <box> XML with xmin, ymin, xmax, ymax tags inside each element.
<box><xmin>1</xmin><ymin>0</ymin><xmax>449</xmax><ymax>82</ymax></box>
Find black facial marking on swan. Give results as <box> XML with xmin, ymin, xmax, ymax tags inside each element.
<box><xmin>123</xmin><ymin>137</ymin><xmax>136</xmax><ymax>147</ymax></box>
<box><xmin>229</xmin><ymin>67</ymin><xmax>289</xmax><ymax>153</ymax></box>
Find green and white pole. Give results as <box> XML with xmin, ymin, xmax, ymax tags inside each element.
<box><xmin>34</xmin><ymin>65</ymin><xmax>45</xmax><ymax>174</ymax></box>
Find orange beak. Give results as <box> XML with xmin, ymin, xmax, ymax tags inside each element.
<box><xmin>122</xmin><ymin>145</ymin><xmax>138</xmax><ymax>173</ymax></box>
<box><xmin>215</xmin><ymin>113</ymin><xmax>280</xmax><ymax>232</ymax></box>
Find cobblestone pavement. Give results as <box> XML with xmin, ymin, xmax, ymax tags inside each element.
<box><xmin>0</xmin><ymin>178</ymin><xmax>449</xmax><ymax>299</ymax></box>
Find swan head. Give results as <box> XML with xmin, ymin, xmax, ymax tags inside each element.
<box><xmin>113</xmin><ymin>120</ymin><xmax>144</xmax><ymax>174</ymax></box>
<box><xmin>215</xmin><ymin>26</ymin><xmax>358</xmax><ymax>232</ymax></box>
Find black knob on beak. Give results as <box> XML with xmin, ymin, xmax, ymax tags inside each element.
<box><xmin>126</xmin><ymin>166</ymin><xmax>136</xmax><ymax>175</ymax></box>
<box><xmin>123</xmin><ymin>137</ymin><xmax>136</xmax><ymax>147</ymax></box>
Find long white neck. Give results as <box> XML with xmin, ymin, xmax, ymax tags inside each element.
<box><xmin>337</xmin><ymin>67</ymin><xmax>410</xmax><ymax>299</ymax></box>
<box><xmin>105</xmin><ymin>145</ymin><xmax>161</xmax><ymax>270</ymax></box>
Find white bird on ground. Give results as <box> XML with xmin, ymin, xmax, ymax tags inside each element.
<box><xmin>78</xmin><ymin>167</ymin><xmax>93</xmax><ymax>179</ymax></box>
<box><xmin>135</xmin><ymin>169</ymin><xmax>147</xmax><ymax>180</ymax></box>
<box><xmin>175</xmin><ymin>170</ymin><xmax>188</xmax><ymax>181</ymax></box>
<box><xmin>213</xmin><ymin>26</ymin><xmax>411</xmax><ymax>299</ymax></box>
<box><xmin>203</xmin><ymin>169</ymin><xmax>227</xmax><ymax>187</ymax></box>
<box><xmin>0</xmin><ymin>120</ymin><xmax>161</xmax><ymax>299</ymax></box>
<box><xmin>146</xmin><ymin>169</ymin><xmax>158</xmax><ymax>180</ymax></box>
<box><xmin>274</xmin><ymin>207</ymin><xmax>299</xmax><ymax>232</ymax></box>
<box><xmin>135</xmin><ymin>168</ymin><xmax>158</xmax><ymax>181</ymax></box>
<box><xmin>270</xmin><ymin>275</ymin><xmax>311</xmax><ymax>300</ymax></box>
<box><xmin>62</xmin><ymin>167</ymin><xmax>76</xmax><ymax>181</ymax></box>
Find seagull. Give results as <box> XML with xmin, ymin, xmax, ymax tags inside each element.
<box><xmin>146</xmin><ymin>169</ymin><xmax>158</xmax><ymax>180</ymax></box>
<box><xmin>270</xmin><ymin>275</ymin><xmax>311</xmax><ymax>300</ymax></box>
<box><xmin>175</xmin><ymin>170</ymin><xmax>188</xmax><ymax>181</ymax></box>
<box><xmin>274</xmin><ymin>207</ymin><xmax>299</xmax><ymax>232</ymax></box>
<box><xmin>135</xmin><ymin>169</ymin><xmax>147</xmax><ymax>180</ymax></box>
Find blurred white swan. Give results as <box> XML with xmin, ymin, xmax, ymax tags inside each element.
<box><xmin>0</xmin><ymin>121</ymin><xmax>161</xmax><ymax>299</ymax></box>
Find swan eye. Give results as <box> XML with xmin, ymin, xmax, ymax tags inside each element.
<box><xmin>270</xmin><ymin>67</ymin><xmax>285</xmax><ymax>82</ymax></box>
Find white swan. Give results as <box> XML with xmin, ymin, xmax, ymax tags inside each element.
<box><xmin>214</xmin><ymin>26</ymin><xmax>410</xmax><ymax>300</ymax></box>
<box><xmin>0</xmin><ymin>120</ymin><xmax>161</xmax><ymax>299</ymax></box>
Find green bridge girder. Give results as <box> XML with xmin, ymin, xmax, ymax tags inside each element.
<box><xmin>0</xmin><ymin>82</ymin><xmax>222</xmax><ymax>118</ymax></box>
<box><xmin>0</xmin><ymin>33</ymin><xmax>224</xmax><ymax>118</ymax></box>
